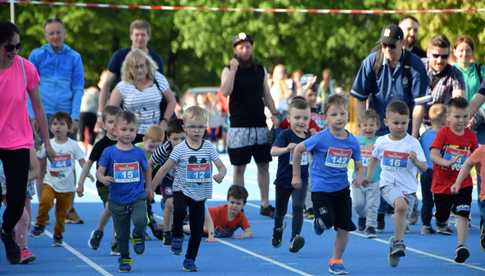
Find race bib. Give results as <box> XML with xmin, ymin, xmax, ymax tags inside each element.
<box><xmin>325</xmin><ymin>147</ymin><xmax>352</xmax><ymax>168</ymax></box>
<box><xmin>290</xmin><ymin>152</ymin><xmax>309</xmax><ymax>166</ymax></box>
<box><xmin>360</xmin><ymin>145</ymin><xmax>373</xmax><ymax>167</ymax></box>
<box><xmin>113</xmin><ymin>162</ymin><xmax>140</xmax><ymax>183</ymax></box>
<box><xmin>382</xmin><ymin>150</ymin><xmax>408</xmax><ymax>168</ymax></box>
<box><xmin>186</xmin><ymin>163</ymin><xmax>211</xmax><ymax>183</ymax></box>
<box><xmin>443</xmin><ymin>147</ymin><xmax>468</xmax><ymax>171</ymax></box>
<box><xmin>50</xmin><ymin>154</ymin><xmax>72</xmax><ymax>170</ymax></box>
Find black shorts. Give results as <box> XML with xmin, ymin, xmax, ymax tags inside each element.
<box><xmin>156</xmin><ymin>177</ymin><xmax>174</xmax><ymax>203</ymax></box>
<box><xmin>227</xmin><ymin>144</ymin><xmax>272</xmax><ymax>166</ymax></box>
<box><xmin>96</xmin><ymin>184</ymin><xmax>109</xmax><ymax>206</ymax></box>
<box><xmin>434</xmin><ymin>186</ymin><xmax>472</xmax><ymax>221</ymax></box>
<box><xmin>311</xmin><ymin>187</ymin><xmax>356</xmax><ymax>232</ymax></box>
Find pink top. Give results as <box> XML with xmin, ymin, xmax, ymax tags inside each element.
<box><xmin>0</xmin><ymin>55</ymin><xmax>39</xmax><ymax>150</ymax></box>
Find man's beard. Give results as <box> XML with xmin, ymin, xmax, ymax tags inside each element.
<box><xmin>235</xmin><ymin>54</ymin><xmax>254</xmax><ymax>68</ymax></box>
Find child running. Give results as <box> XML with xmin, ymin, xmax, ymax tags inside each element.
<box><xmin>367</xmin><ymin>101</ymin><xmax>427</xmax><ymax>267</ymax></box>
<box><xmin>97</xmin><ymin>111</ymin><xmax>153</xmax><ymax>272</ymax></box>
<box><xmin>430</xmin><ymin>97</ymin><xmax>478</xmax><ymax>263</ymax></box>
<box><xmin>292</xmin><ymin>94</ymin><xmax>365</xmax><ymax>275</ymax></box>
<box><xmin>352</xmin><ymin>109</ymin><xmax>381</xmax><ymax>239</ymax></box>
<box><xmin>32</xmin><ymin>112</ymin><xmax>88</xmax><ymax>246</ymax></box>
<box><xmin>150</xmin><ymin>118</ymin><xmax>186</xmax><ymax>245</ymax></box>
<box><xmin>271</xmin><ymin>98</ymin><xmax>311</xmax><ymax>253</ymax></box>
<box><xmin>419</xmin><ymin>104</ymin><xmax>446</xmax><ymax>235</ymax></box>
<box><xmin>152</xmin><ymin>106</ymin><xmax>226</xmax><ymax>272</ymax></box>
<box><xmin>78</xmin><ymin>105</ymin><xmax>120</xmax><ymax>253</ymax></box>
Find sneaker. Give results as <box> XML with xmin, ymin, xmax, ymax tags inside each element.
<box><xmin>118</xmin><ymin>257</ymin><xmax>133</xmax><ymax>273</ymax></box>
<box><xmin>454</xmin><ymin>245</ymin><xmax>470</xmax><ymax>263</ymax></box>
<box><xmin>88</xmin><ymin>230</ymin><xmax>103</xmax><ymax>250</ymax></box>
<box><xmin>328</xmin><ymin>261</ymin><xmax>348</xmax><ymax>275</ymax></box>
<box><xmin>304</xmin><ymin>208</ymin><xmax>315</xmax><ymax>219</ymax></box>
<box><xmin>480</xmin><ymin>220</ymin><xmax>485</xmax><ymax>251</ymax></box>
<box><xmin>171</xmin><ymin>237</ymin><xmax>183</xmax><ymax>255</ymax></box>
<box><xmin>272</xmin><ymin>227</ymin><xmax>283</xmax><ymax>248</ymax></box>
<box><xmin>31</xmin><ymin>224</ymin><xmax>45</xmax><ymax>237</ymax></box>
<box><xmin>111</xmin><ymin>242</ymin><xmax>121</xmax><ymax>256</ymax></box>
<box><xmin>163</xmin><ymin>231</ymin><xmax>172</xmax><ymax>246</ymax></box>
<box><xmin>420</xmin><ymin>225</ymin><xmax>436</xmax><ymax>235</ymax></box>
<box><xmin>365</xmin><ymin>227</ymin><xmax>377</xmax><ymax>239</ymax></box>
<box><xmin>377</xmin><ymin>214</ymin><xmax>385</xmax><ymax>232</ymax></box>
<box><xmin>53</xmin><ymin>234</ymin><xmax>63</xmax><ymax>247</ymax></box>
<box><xmin>149</xmin><ymin>222</ymin><xmax>164</xmax><ymax>241</ymax></box>
<box><xmin>436</xmin><ymin>225</ymin><xmax>453</xmax><ymax>236</ymax></box>
<box><xmin>357</xmin><ymin>217</ymin><xmax>366</xmax><ymax>232</ymax></box>
<box><xmin>1</xmin><ymin>229</ymin><xmax>20</xmax><ymax>264</ymax></box>
<box><xmin>20</xmin><ymin>247</ymin><xmax>36</xmax><ymax>264</ymax></box>
<box><xmin>260</xmin><ymin>205</ymin><xmax>275</xmax><ymax>218</ymax></box>
<box><xmin>132</xmin><ymin>235</ymin><xmax>145</xmax><ymax>255</ymax></box>
<box><xmin>65</xmin><ymin>208</ymin><xmax>84</xmax><ymax>224</ymax></box>
<box><xmin>182</xmin><ymin>258</ymin><xmax>198</xmax><ymax>272</ymax></box>
<box><xmin>313</xmin><ymin>217</ymin><xmax>326</xmax><ymax>235</ymax></box>
<box><xmin>288</xmin><ymin>235</ymin><xmax>305</xmax><ymax>253</ymax></box>
<box><xmin>388</xmin><ymin>237</ymin><xmax>406</xmax><ymax>267</ymax></box>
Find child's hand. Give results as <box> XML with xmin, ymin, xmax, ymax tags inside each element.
<box><xmin>213</xmin><ymin>173</ymin><xmax>225</xmax><ymax>183</ymax></box>
<box><xmin>100</xmin><ymin>176</ymin><xmax>114</xmax><ymax>186</ymax></box>
<box><xmin>291</xmin><ymin>176</ymin><xmax>302</xmax><ymax>189</ymax></box>
<box><xmin>76</xmin><ymin>185</ymin><xmax>84</xmax><ymax>197</ymax></box>
<box><xmin>287</xmin><ymin>143</ymin><xmax>297</xmax><ymax>153</ymax></box>
<box><xmin>450</xmin><ymin>183</ymin><xmax>460</xmax><ymax>194</ymax></box>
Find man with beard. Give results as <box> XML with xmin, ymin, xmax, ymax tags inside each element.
<box><xmin>399</xmin><ymin>16</ymin><xmax>426</xmax><ymax>58</ymax></box>
<box><xmin>219</xmin><ymin>33</ymin><xmax>279</xmax><ymax>217</ymax></box>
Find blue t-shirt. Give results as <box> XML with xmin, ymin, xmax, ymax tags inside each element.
<box><xmin>273</xmin><ymin>129</ymin><xmax>309</xmax><ymax>187</ymax></box>
<box><xmin>304</xmin><ymin>129</ymin><xmax>361</xmax><ymax>192</ymax></box>
<box><xmin>352</xmin><ymin>135</ymin><xmax>381</xmax><ymax>183</ymax></box>
<box><xmin>420</xmin><ymin>128</ymin><xmax>437</xmax><ymax>169</ymax></box>
<box><xmin>98</xmin><ymin>145</ymin><xmax>148</xmax><ymax>204</ymax></box>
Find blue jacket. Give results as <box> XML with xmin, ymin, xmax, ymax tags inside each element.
<box><xmin>28</xmin><ymin>44</ymin><xmax>84</xmax><ymax>120</ymax></box>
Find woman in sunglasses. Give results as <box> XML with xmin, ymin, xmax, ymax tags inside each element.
<box><xmin>0</xmin><ymin>21</ymin><xmax>55</xmax><ymax>264</ymax></box>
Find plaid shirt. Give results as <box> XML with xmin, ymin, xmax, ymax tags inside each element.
<box><xmin>423</xmin><ymin>59</ymin><xmax>465</xmax><ymax>104</ymax></box>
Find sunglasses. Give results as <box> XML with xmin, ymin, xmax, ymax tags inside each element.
<box><xmin>382</xmin><ymin>43</ymin><xmax>397</xmax><ymax>49</ymax></box>
<box><xmin>4</xmin><ymin>43</ymin><xmax>21</xmax><ymax>52</ymax></box>
<box><xmin>431</xmin><ymin>53</ymin><xmax>449</xmax><ymax>59</ymax></box>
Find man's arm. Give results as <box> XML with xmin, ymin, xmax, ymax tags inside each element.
<box><xmin>355</xmin><ymin>99</ymin><xmax>367</xmax><ymax>125</ymax></box>
<box><xmin>219</xmin><ymin>58</ymin><xmax>239</xmax><ymax>96</ymax></box>
<box><xmin>412</xmin><ymin>104</ymin><xmax>425</xmax><ymax>137</ymax></box>
<box><xmin>70</xmin><ymin>54</ymin><xmax>85</xmax><ymax>122</ymax></box>
<box><xmin>469</xmin><ymin>94</ymin><xmax>485</xmax><ymax>119</ymax></box>
<box><xmin>95</xmin><ymin>71</ymin><xmax>116</xmax><ymax>131</ymax></box>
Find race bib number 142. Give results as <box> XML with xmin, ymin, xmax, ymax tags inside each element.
<box><xmin>325</xmin><ymin>147</ymin><xmax>352</xmax><ymax>168</ymax></box>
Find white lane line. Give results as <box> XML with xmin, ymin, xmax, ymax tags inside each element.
<box><xmin>40</xmin><ymin>228</ymin><xmax>113</xmax><ymax>276</ymax></box>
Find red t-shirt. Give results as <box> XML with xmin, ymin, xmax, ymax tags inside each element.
<box><xmin>431</xmin><ymin>127</ymin><xmax>478</xmax><ymax>194</ymax></box>
<box><xmin>278</xmin><ymin>118</ymin><xmax>320</xmax><ymax>132</ymax></box>
<box><xmin>208</xmin><ymin>204</ymin><xmax>250</xmax><ymax>231</ymax></box>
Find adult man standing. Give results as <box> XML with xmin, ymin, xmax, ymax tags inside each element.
<box><xmin>399</xmin><ymin>16</ymin><xmax>426</xmax><ymax>58</ymax></box>
<box><xmin>220</xmin><ymin>33</ymin><xmax>279</xmax><ymax>217</ymax></box>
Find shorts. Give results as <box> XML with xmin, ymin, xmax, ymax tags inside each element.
<box><xmin>227</xmin><ymin>127</ymin><xmax>272</xmax><ymax>165</ymax></box>
<box><xmin>311</xmin><ymin>186</ymin><xmax>356</xmax><ymax>232</ymax></box>
<box><xmin>434</xmin><ymin>186</ymin><xmax>472</xmax><ymax>220</ymax></box>
<box><xmin>96</xmin><ymin>184</ymin><xmax>109</xmax><ymax>206</ymax></box>
<box><xmin>159</xmin><ymin>177</ymin><xmax>174</xmax><ymax>203</ymax></box>
<box><xmin>380</xmin><ymin>184</ymin><xmax>416</xmax><ymax>216</ymax></box>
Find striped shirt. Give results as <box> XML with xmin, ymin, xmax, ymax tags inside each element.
<box><xmin>151</xmin><ymin>141</ymin><xmax>175</xmax><ymax>181</ymax></box>
<box><xmin>170</xmin><ymin>140</ymin><xmax>220</xmax><ymax>201</ymax></box>
<box><xmin>116</xmin><ymin>72</ymin><xmax>170</xmax><ymax>134</ymax></box>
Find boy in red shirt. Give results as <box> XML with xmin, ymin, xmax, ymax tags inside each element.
<box><xmin>430</xmin><ymin>97</ymin><xmax>478</xmax><ymax>263</ymax></box>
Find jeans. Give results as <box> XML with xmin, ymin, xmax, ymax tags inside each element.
<box><xmin>352</xmin><ymin>181</ymin><xmax>380</xmax><ymax>228</ymax></box>
<box><xmin>274</xmin><ymin>181</ymin><xmax>308</xmax><ymax>238</ymax></box>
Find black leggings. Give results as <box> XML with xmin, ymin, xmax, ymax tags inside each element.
<box><xmin>0</xmin><ymin>149</ymin><xmax>29</xmax><ymax>232</ymax></box>
<box><xmin>172</xmin><ymin>192</ymin><xmax>205</xmax><ymax>260</ymax></box>
<box><xmin>274</xmin><ymin>182</ymin><xmax>308</xmax><ymax>238</ymax></box>
<box><xmin>420</xmin><ymin>169</ymin><xmax>434</xmax><ymax>226</ymax></box>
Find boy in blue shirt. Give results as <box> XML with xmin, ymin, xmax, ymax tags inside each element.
<box><xmin>292</xmin><ymin>94</ymin><xmax>365</xmax><ymax>275</ymax></box>
<box><xmin>97</xmin><ymin>111</ymin><xmax>153</xmax><ymax>273</ymax></box>
<box><xmin>271</xmin><ymin>98</ymin><xmax>311</xmax><ymax>253</ymax></box>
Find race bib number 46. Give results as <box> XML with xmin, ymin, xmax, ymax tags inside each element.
<box><xmin>443</xmin><ymin>147</ymin><xmax>468</xmax><ymax>171</ymax></box>
<box><xmin>50</xmin><ymin>154</ymin><xmax>72</xmax><ymax>170</ymax></box>
<box><xmin>186</xmin><ymin>163</ymin><xmax>211</xmax><ymax>183</ymax></box>
<box><xmin>325</xmin><ymin>147</ymin><xmax>352</xmax><ymax>168</ymax></box>
<box><xmin>114</xmin><ymin>162</ymin><xmax>140</xmax><ymax>183</ymax></box>
<box><xmin>382</xmin><ymin>150</ymin><xmax>408</xmax><ymax>168</ymax></box>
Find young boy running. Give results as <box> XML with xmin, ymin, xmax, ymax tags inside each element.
<box><xmin>271</xmin><ymin>98</ymin><xmax>311</xmax><ymax>253</ymax></box>
<box><xmin>367</xmin><ymin>101</ymin><xmax>427</xmax><ymax>267</ymax></box>
<box><xmin>78</xmin><ymin>105</ymin><xmax>121</xmax><ymax>253</ymax></box>
<box><xmin>150</xmin><ymin>118</ymin><xmax>186</xmax><ymax>245</ymax></box>
<box><xmin>32</xmin><ymin>112</ymin><xmax>88</xmax><ymax>246</ymax></box>
<box><xmin>352</xmin><ymin>109</ymin><xmax>381</xmax><ymax>239</ymax></box>
<box><xmin>292</xmin><ymin>94</ymin><xmax>365</xmax><ymax>275</ymax></box>
<box><xmin>97</xmin><ymin>111</ymin><xmax>153</xmax><ymax>272</ymax></box>
<box><xmin>430</xmin><ymin>97</ymin><xmax>478</xmax><ymax>263</ymax></box>
<box><xmin>152</xmin><ymin>106</ymin><xmax>226</xmax><ymax>272</ymax></box>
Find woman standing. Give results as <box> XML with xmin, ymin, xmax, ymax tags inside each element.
<box><xmin>0</xmin><ymin>21</ymin><xmax>54</xmax><ymax>264</ymax></box>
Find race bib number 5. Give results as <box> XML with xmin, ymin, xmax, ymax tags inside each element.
<box><xmin>114</xmin><ymin>162</ymin><xmax>140</xmax><ymax>183</ymax></box>
<box><xmin>382</xmin><ymin>150</ymin><xmax>408</xmax><ymax>168</ymax></box>
<box><xmin>50</xmin><ymin>154</ymin><xmax>72</xmax><ymax>170</ymax></box>
<box><xmin>325</xmin><ymin>147</ymin><xmax>352</xmax><ymax>168</ymax></box>
<box><xmin>443</xmin><ymin>147</ymin><xmax>468</xmax><ymax>171</ymax></box>
<box><xmin>186</xmin><ymin>163</ymin><xmax>211</xmax><ymax>183</ymax></box>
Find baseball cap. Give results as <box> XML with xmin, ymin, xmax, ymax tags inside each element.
<box><xmin>232</xmin><ymin>32</ymin><xmax>253</xmax><ymax>47</ymax></box>
<box><xmin>379</xmin><ymin>24</ymin><xmax>404</xmax><ymax>45</ymax></box>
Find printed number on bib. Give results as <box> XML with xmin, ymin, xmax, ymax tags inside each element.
<box><xmin>443</xmin><ymin>147</ymin><xmax>468</xmax><ymax>171</ymax></box>
<box><xmin>360</xmin><ymin>145</ymin><xmax>373</xmax><ymax>167</ymax></box>
<box><xmin>50</xmin><ymin>154</ymin><xmax>72</xmax><ymax>170</ymax></box>
<box><xmin>290</xmin><ymin>152</ymin><xmax>309</xmax><ymax>166</ymax></box>
<box><xmin>325</xmin><ymin>147</ymin><xmax>352</xmax><ymax>168</ymax></box>
<box><xmin>186</xmin><ymin>163</ymin><xmax>211</xmax><ymax>183</ymax></box>
<box><xmin>113</xmin><ymin>162</ymin><xmax>140</xmax><ymax>183</ymax></box>
<box><xmin>382</xmin><ymin>150</ymin><xmax>408</xmax><ymax>168</ymax></box>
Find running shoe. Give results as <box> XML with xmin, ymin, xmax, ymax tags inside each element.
<box><xmin>388</xmin><ymin>237</ymin><xmax>405</xmax><ymax>267</ymax></box>
<box><xmin>357</xmin><ymin>217</ymin><xmax>366</xmax><ymax>232</ymax></box>
<box><xmin>1</xmin><ymin>229</ymin><xmax>20</xmax><ymax>264</ymax></box>
<box><xmin>454</xmin><ymin>245</ymin><xmax>470</xmax><ymax>263</ymax></box>
<box><xmin>182</xmin><ymin>258</ymin><xmax>198</xmax><ymax>272</ymax></box>
<box><xmin>52</xmin><ymin>234</ymin><xmax>63</xmax><ymax>247</ymax></box>
<box><xmin>365</xmin><ymin>227</ymin><xmax>377</xmax><ymax>239</ymax></box>
<box><xmin>260</xmin><ymin>205</ymin><xmax>275</xmax><ymax>218</ymax></box>
<box><xmin>328</xmin><ymin>260</ymin><xmax>348</xmax><ymax>275</ymax></box>
<box><xmin>31</xmin><ymin>224</ymin><xmax>45</xmax><ymax>237</ymax></box>
<box><xmin>436</xmin><ymin>224</ymin><xmax>453</xmax><ymax>236</ymax></box>
<box><xmin>171</xmin><ymin>237</ymin><xmax>183</xmax><ymax>255</ymax></box>
<box><xmin>20</xmin><ymin>247</ymin><xmax>36</xmax><ymax>264</ymax></box>
<box><xmin>88</xmin><ymin>230</ymin><xmax>103</xmax><ymax>250</ymax></box>
<box><xmin>132</xmin><ymin>235</ymin><xmax>145</xmax><ymax>255</ymax></box>
<box><xmin>118</xmin><ymin>257</ymin><xmax>133</xmax><ymax>272</ymax></box>
<box><xmin>65</xmin><ymin>208</ymin><xmax>84</xmax><ymax>224</ymax></box>
<box><xmin>272</xmin><ymin>227</ymin><xmax>283</xmax><ymax>248</ymax></box>
<box><xmin>420</xmin><ymin>225</ymin><xmax>436</xmax><ymax>235</ymax></box>
<box><xmin>111</xmin><ymin>242</ymin><xmax>121</xmax><ymax>256</ymax></box>
<box><xmin>163</xmin><ymin>231</ymin><xmax>172</xmax><ymax>246</ymax></box>
<box><xmin>288</xmin><ymin>235</ymin><xmax>305</xmax><ymax>253</ymax></box>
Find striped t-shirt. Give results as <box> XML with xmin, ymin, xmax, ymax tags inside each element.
<box><xmin>116</xmin><ymin>72</ymin><xmax>170</xmax><ymax>134</ymax></box>
<box><xmin>170</xmin><ymin>140</ymin><xmax>220</xmax><ymax>201</ymax></box>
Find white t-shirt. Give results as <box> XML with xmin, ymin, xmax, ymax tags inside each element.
<box><xmin>38</xmin><ymin>138</ymin><xmax>85</xmax><ymax>192</ymax></box>
<box><xmin>372</xmin><ymin>134</ymin><xmax>425</xmax><ymax>194</ymax></box>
